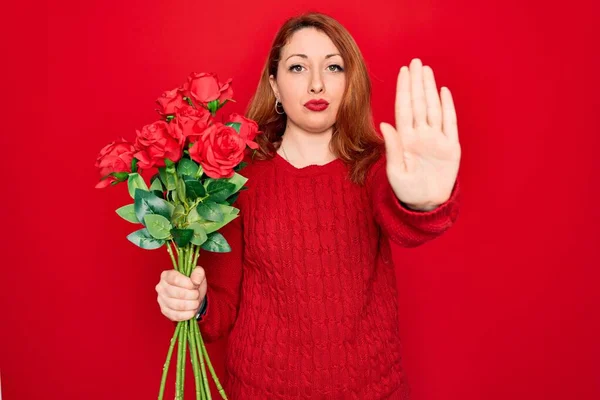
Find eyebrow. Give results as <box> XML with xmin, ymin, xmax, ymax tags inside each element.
<box><xmin>285</xmin><ymin>53</ymin><xmax>342</xmax><ymax>61</ymax></box>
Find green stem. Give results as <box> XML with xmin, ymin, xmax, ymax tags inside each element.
<box><xmin>173</xmin><ymin>244</ymin><xmax>181</xmax><ymax>271</ymax></box>
<box><xmin>187</xmin><ymin>319</ymin><xmax>203</xmax><ymax>400</ymax></box>
<box><xmin>158</xmin><ymin>322</ymin><xmax>181</xmax><ymax>400</ymax></box>
<box><xmin>193</xmin><ymin>322</ymin><xmax>212</xmax><ymax>400</ymax></box>
<box><xmin>185</xmin><ymin>244</ymin><xmax>192</xmax><ymax>276</ymax></box>
<box><xmin>199</xmin><ymin>328</ymin><xmax>228</xmax><ymax>399</ymax></box>
<box><xmin>177</xmin><ymin>243</ymin><xmax>184</xmax><ymax>275</ymax></box>
<box><xmin>166</xmin><ymin>241</ymin><xmax>178</xmax><ymax>270</ymax></box>
<box><xmin>175</xmin><ymin>320</ymin><xmax>184</xmax><ymax>399</ymax></box>
<box><xmin>192</xmin><ymin>245</ymin><xmax>200</xmax><ymax>271</ymax></box>
<box><xmin>180</xmin><ymin>322</ymin><xmax>188</xmax><ymax>398</ymax></box>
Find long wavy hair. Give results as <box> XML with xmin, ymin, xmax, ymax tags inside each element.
<box><xmin>245</xmin><ymin>12</ymin><xmax>384</xmax><ymax>186</ymax></box>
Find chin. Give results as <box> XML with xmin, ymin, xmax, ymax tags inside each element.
<box><xmin>301</xmin><ymin>122</ymin><xmax>335</xmax><ymax>134</ymax></box>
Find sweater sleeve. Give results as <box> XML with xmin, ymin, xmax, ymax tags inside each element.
<box><xmin>367</xmin><ymin>154</ymin><xmax>461</xmax><ymax>248</ymax></box>
<box><xmin>195</xmin><ymin>210</ymin><xmax>244</xmax><ymax>343</ymax></box>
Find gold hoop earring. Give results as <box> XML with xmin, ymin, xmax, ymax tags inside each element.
<box><xmin>275</xmin><ymin>99</ymin><xmax>285</xmax><ymax>115</ymax></box>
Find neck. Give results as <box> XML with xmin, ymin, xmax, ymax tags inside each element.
<box><xmin>279</xmin><ymin>124</ymin><xmax>337</xmax><ymax>167</ymax></box>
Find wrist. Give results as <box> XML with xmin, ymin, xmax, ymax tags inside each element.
<box><xmin>195</xmin><ymin>296</ymin><xmax>208</xmax><ymax>320</ymax></box>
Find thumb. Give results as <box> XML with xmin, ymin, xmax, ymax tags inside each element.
<box><xmin>190</xmin><ymin>266</ymin><xmax>205</xmax><ymax>287</ymax></box>
<box><xmin>380</xmin><ymin>122</ymin><xmax>404</xmax><ymax>165</ymax></box>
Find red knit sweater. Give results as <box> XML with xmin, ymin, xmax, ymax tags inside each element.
<box><xmin>197</xmin><ymin>150</ymin><xmax>461</xmax><ymax>399</ymax></box>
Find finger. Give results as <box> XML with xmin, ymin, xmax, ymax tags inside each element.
<box><xmin>163</xmin><ymin>284</ymin><xmax>200</xmax><ymax>301</ymax></box>
<box><xmin>190</xmin><ymin>266</ymin><xmax>206</xmax><ymax>287</ymax></box>
<box><xmin>395</xmin><ymin>66</ymin><xmax>412</xmax><ymax>133</ymax></box>
<box><xmin>423</xmin><ymin>66</ymin><xmax>442</xmax><ymax>128</ymax></box>
<box><xmin>165</xmin><ymin>297</ymin><xmax>201</xmax><ymax>312</ymax></box>
<box><xmin>380</xmin><ymin>122</ymin><xmax>405</xmax><ymax>166</ymax></box>
<box><xmin>409</xmin><ymin>58</ymin><xmax>427</xmax><ymax>128</ymax></box>
<box><xmin>441</xmin><ymin>87</ymin><xmax>458</xmax><ymax>141</ymax></box>
<box><xmin>164</xmin><ymin>270</ymin><xmax>196</xmax><ymax>290</ymax></box>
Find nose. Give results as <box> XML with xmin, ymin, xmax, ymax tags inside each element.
<box><xmin>309</xmin><ymin>70</ymin><xmax>324</xmax><ymax>94</ymax></box>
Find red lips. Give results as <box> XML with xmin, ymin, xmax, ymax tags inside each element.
<box><xmin>304</xmin><ymin>99</ymin><xmax>329</xmax><ymax>106</ymax></box>
<box><xmin>304</xmin><ymin>99</ymin><xmax>329</xmax><ymax>111</ymax></box>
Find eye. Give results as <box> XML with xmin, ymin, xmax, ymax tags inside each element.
<box><xmin>328</xmin><ymin>64</ymin><xmax>344</xmax><ymax>72</ymax></box>
<box><xmin>289</xmin><ymin>64</ymin><xmax>304</xmax><ymax>72</ymax></box>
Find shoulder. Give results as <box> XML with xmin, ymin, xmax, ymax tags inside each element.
<box><xmin>232</xmin><ymin>151</ymin><xmax>271</xmax><ymax>207</ymax></box>
<box><xmin>237</xmin><ymin>150</ymin><xmax>271</xmax><ymax>181</ymax></box>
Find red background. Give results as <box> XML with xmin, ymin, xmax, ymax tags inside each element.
<box><xmin>2</xmin><ymin>0</ymin><xmax>599</xmax><ymax>399</ymax></box>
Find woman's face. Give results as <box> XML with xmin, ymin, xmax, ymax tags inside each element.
<box><xmin>269</xmin><ymin>28</ymin><xmax>346</xmax><ymax>134</ymax></box>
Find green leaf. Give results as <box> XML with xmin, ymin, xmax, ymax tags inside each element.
<box><xmin>225</xmin><ymin>122</ymin><xmax>241</xmax><ymax>133</ymax></box>
<box><xmin>216</xmin><ymin>203</ymin><xmax>237</xmax><ymax>214</ymax></box>
<box><xmin>225</xmin><ymin>172</ymin><xmax>248</xmax><ymax>193</ymax></box>
<box><xmin>206</xmin><ymin>180</ymin><xmax>236</xmax><ymax>203</ymax></box>
<box><xmin>197</xmin><ymin>201</ymin><xmax>224</xmax><ymax>222</ymax></box>
<box><xmin>183</xmin><ymin>176</ymin><xmax>206</xmax><ymax>200</ymax></box>
<box><xmin>187</xmin><ymin>207</ymin><xmax>201</xmax><ymax>224</ymax></box>
<box><xmin>127</xmin><ymin>173</ymin><xmax>149</xmax><ymax>199</ymax></box>
<box><xmin>134</xmin><ymin>189</ymin><xmax>175</xmax><ymax>226</ymax></box>
<box><xmin>127</xmin><ymin>228</ymin><xmax>165</xmax><ymax>250</ymax></box>
<box><xmin>115</xmin><ymin>204</ymin><xmax>139</xmax><ymax>224</ymax></box>
<box><xmin>170</xmin><ymin>228</ymin><xmax>194</xmax><ymax>247</ymax></box>
<box><xmin>201</xmin><ymin>232</ymin><xmax>231</xmax><ymax>253</ymax></box>
<box><xmin>176</xmin><ymin>177</ymin><xmax>187</xmax><ymax>203</ymax></box>
<box><xmin>177</xmin><ymin>158</ymin><xmax>199</xmax><ymax>177</ymax></box>
<box><xmin>149</xmin><ymin>177</ymin><xmax>163</xmax><ymax>192</ymax></box>
<box><xmin>188</xmin><ymin>223</ymin><xmax>208</xmax><ymax>246</ymax></box>
<box><xmin>144</xmin><ymin>214</ymin><xmax>173</xmax><ymax>240</ymax></box>
<box><xmin>226</xmin><ymin>192</ymin><xmax>239</xmax><ymax>206</ymax></box>
<box><xmin>171</xmin><ymin>204</ymin><xmax>186</xmax><ymax>226</ymax></box>
<box><xmin>158</xmin><ymin>167</ymin><xmax>176</xmax><ymax>190</ymax></box>
<box><xmin>197</xmin><ymin>213</ymin><xmax>238</xmax><ymax>234</ymax></box>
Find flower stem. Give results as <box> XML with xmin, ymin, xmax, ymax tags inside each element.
<box><xmin>187</xmin><ymin>319</ymin><xmax>203</xmax><ymax>400</ymax></box>
<box><xmin>166</xmin><ymin>241</ymin><xmax>178</xmax><ymax>270</ymax></box>
<box><xmin>196</xmin><ymin>325</ymin><xmax>227</xmax><ymax>399</ymax></box>
<box><xmin>185</xmin><ymin>244</ymin><xmax>193</xmax><ymax>276</ymax></box>
<box><xmin>180</xmin><ymin>322</ymin><xmax>188</xmax><ymax>398</ymax></box>
<box><xmin>157</xmin><ymin>322</ymin><xmax>181</xmax><ymax>400</ymax></box>
<box><xmin>192</xmin><ymin>245</ymin><xmax>200</xmax><ymax>271</ymax></box>
<box><xmin>193</xmin><ymin>322</ymin><xmax>213</xmax><ymax>400</ymax></box>
<box><xmin>175</xmin><ymin>320</ymin><xmax>184</xmax><ymax>399</ymax></box>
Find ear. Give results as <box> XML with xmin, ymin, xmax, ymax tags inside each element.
<box><xmin>269</xmin><ymin>74</ymin><xmax>280</xmax><ymax>99</ymax></box>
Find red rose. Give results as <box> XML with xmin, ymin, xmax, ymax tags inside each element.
<box><xmin>156</xmin><ymin>86</ymin><xmax>187</xmax><ymax>116</ymax></box>
<box><xmin>187</xmin><ymin>72</ymin><xmax>234</xmax><ymax>106</ymax></box>
<box><xmin>134</xmin><ymin>121</ymin><xmax>183</xmax><ymax>169</ymax></box>
<box><xmin>227</xmin><ymin>113</ymin><xmax>261</xmax><ymax>149</ymax></box>
<box><xmin>189</xmin><ymin>123</ymin><xmax>246</xmax><ymax>179</ymax></box>
<box><xmin>172</xmin><ymin>104</ymin><xmax>214</xmax><ymax>144</ymax></box>
<box><xmin>94</xmin><ymin>138</ymin><xmax>136</xmax><ymax>188</ymax></box>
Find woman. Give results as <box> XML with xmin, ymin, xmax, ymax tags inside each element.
<box><xmin>155</xmin><ymin>11</ymin><xmax>461</xmax><ymax>399</ymax></box>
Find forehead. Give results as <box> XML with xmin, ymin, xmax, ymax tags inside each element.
<box><xmin>281</xmin><ymin>28</ymin><xmax>341</xmax><ymax>60</ymax></box>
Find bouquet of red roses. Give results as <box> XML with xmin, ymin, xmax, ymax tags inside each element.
<box><xmin>95</xmin><ymin>72</ymin><xmax>260</xmax><ymax>399</ymax></box>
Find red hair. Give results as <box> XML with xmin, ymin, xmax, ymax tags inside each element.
<box><xmin>244</xmin><ymin>11</ymin><xmax>384</xmax><ymax>185</ymax></box>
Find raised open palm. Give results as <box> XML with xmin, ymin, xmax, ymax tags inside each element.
<box><xmin>380</xmin><ymin>58</ymin><xmax>461</xmax><ymax>211</ymax></box>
